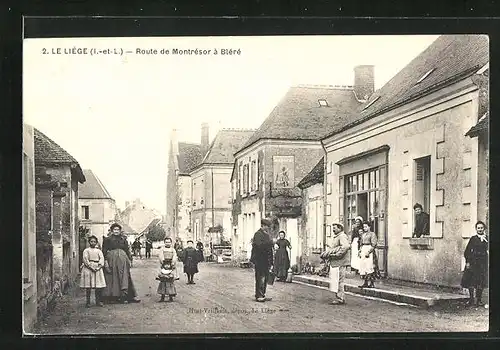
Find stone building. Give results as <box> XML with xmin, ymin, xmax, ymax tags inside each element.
<box><xmin>231</xmin><ymin>76</ymin><xmax>367</xmax><ymax>265</ymax></box>
<box><xmin>33</xmin><ymin>128</ymin><xmax>86</xmax><ymax>316</ymax></box>
<box><xmin>165</xmin><ymin>126</ymin><xmax>204</xmax><ymax>243</ymax></box>
<box><xmin>22</xmin><ymin>124</ymin><xmax>37</xmax><ymax>333</ymax></box>
<box><xmin>297</xmin><ymin>157</ymin><xmax>325</xmax><ymax>269</ymax></box>
<box><xmin>120</xmin><ymin>198</ymin><xmax>162</xmax><ymax>235</ymax></box>
<box><xmin>78</xmin><ymin>169</ymin><xmax>118</xmax><ymax>246</ymax></box>
<box><xmin>190</xmin><ymin>128</ymin><xmax>254</xmax><ymax>245</ymax></box>
<box><xmin>322</xmin><ymin>35</ymin><xmax>489</xmax><ymax>288</ymax></box>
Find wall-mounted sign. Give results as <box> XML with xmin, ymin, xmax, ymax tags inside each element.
<box><xmin>273</xmin><ymin>156</ymin><xmax>295</xmax><ymax>189</ymax></box>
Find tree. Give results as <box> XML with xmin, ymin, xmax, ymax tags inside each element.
<box><xmin>146</xmin><ymin>224</ymin><xmax>166</xmax><ymax>242</ymax></box>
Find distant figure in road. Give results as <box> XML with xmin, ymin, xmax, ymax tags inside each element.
<box><xmin>358</xmin><ymin>222</ymin><xmax>378</xmax><ymax>289</ymax></box>
<box><xmin>350</xmin><ymin>216</ymin><xmax>364</xmax><ymax>274</ymax></box>
<box><xmin>80</xmin><ymin>235</ymin><xmax>106</xmax><ymax>308</ymax></box>
<box><xmin>145</xmin><ymin>239</ymin><xmax>153</xmax><ymax>259</ymax></box>
<box><xmin>412</xmin><ymin>203</ymin><xmax>430</xmax><ymax>238</ymax></box>
<box><xmin>132</xmin><ymin>239</ymin><xmax>142</xmax><ymax>259</ymax></box>
<box><xmin>461</xmin><ymin>221</ymin><xmax>489</xmax><ymax>307</ymax></box>
<box><xmin>273</xmin><ymin>231</ymin><xmax>291</xmax><ymax>282</ymax></box>
<box><xmin>157</xmin><ymin>237</ymin><xmax>179</xmax><ymax>302</ymax></box>
<box><xmin>324</xmin><ymin>223</ymin><xmax>350</xmax><ymax>305</ymax></box>
<box><xmin>101</xmin><ymin>223</ymin><xmax>141</xmax><ymax>304</ymax></box>
<box><xmin>196</xmin><ymin>240</ymin><xmax>205</xmax><ymax>262</ymax></box>
<box><xmin>181</xmin><ymin>240</ymin><xmax>202</xmax><ymax>284</ymax></box>
<box><xmin>250</xmin><ymin>218</ymin><xmax>274</xmax><ymax>302</ymax></box>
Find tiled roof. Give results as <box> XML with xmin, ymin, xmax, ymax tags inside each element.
<box><xmin>201</xmin><ymin>129</ymin><xmax>255</xmax><ymax>165</ymax></box>
<box><xmin>238</xmin><ymin>85</ymin><xmax>362</xmax><ymax>153</ymax></box>
<box><xmin>466</xmin><ymin>112</ymin><xmax>489</xmax><ymax>137</ymax></box>
<box><xmin>297</xmin><ymin>157</ymin><xmax>324</xmax><ymax>189</ymax></box>
<box><xmin>79</xmin><ymin>169</ymin><xmax>113</xmax><ymax>199</ymax></box>
<box><xmin>34</xmin><ymin>128</ymin><xmax>86</xmax><ymax>183</ymax></box>
<box><xmin>334</xmin><ymin>35</ymin><xmax>489</xmax><ymax>135</ymax></box>
<box><xmin>177</xmin><ymin>142</ymin><xmax>203</xmax><ymax>175</ymax></box>
<box><xmin>137</xmin><ymin>217</ymin><xmax>163</xmax><ymax>236</ymax></box>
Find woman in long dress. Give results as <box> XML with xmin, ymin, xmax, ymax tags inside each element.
<box><xmin>101</xmin><ymin>223</ymin><xmax>141</xmax><ymax>304</ymax></box>
<box><xmin>357</xmin><ymin>222</ymin><xmax>378</xmax><ymax>288</ymax></box>
<box><xmin>461</xmin><ymin>221</ymin><xmax>488</xmax><ymax>307</ymax></box>
<box><xmin>350</xmin><ymin>216</ymin><xmax>363</xmax><ymax>274</ymax></box>
<box><xmin>273</xmin><ymin>231</ymin><xmax>291</xmax><ymax>282</ymax></box>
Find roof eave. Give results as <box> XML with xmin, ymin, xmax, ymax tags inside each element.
<box><xmin>322</xmin><ymin>67</ymin><xmax>482</xmax><ymax>142</ymax></box>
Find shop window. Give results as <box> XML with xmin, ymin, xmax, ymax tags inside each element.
<box><xmin>82</xmin><ymin>205</ymin><xmax>90</xmax><ymax>220</ymax></box>
<box><xmin>413</xmin><ymin>156</ymin><xmax>431</xmax><ymax>214</ymax></box>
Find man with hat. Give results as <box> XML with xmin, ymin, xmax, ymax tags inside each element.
<box><xmin>250</xmin><ymin>218</ymin><xmax>274</xmax><ymax>302</ymax></box>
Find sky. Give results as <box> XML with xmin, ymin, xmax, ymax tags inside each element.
<box><xmin>23</xmin><ymin>35</ymin><xmax>439</xmax><ymax>214</ymax></box>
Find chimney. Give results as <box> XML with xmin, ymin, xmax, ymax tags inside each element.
<box><xmin>170</xmin><ymin>129</ymin><xmax>179</xmax><ymax>156</ymax></box>
<box><xmin>125</xmin><ymin>201</ymin><xmax>130</xmax><ymax>208</ymax></box>
<box><xmin>353</xmin><ymin>65</ymin><xmax>375</xmax><ymax>102</ymax></box>
<box><xmin>201</xmin><ymin>123</ymin><xmax>209</xmax><ymax>155</ymax></box>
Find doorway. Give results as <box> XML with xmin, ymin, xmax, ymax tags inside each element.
<box><xmin>344</xmin><ymin>165</ymin><xmax>388</xmax><ymax>276</ymax></box>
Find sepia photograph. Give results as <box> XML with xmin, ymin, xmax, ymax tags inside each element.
<box><xmin>22</xmin><ymin>32</ymin><xmax>489</xmax><ymax>335</ymax></box>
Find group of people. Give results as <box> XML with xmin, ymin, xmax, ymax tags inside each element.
<box><xmin>249</xmin><ymin>205</ymin><xmax>488</xmax><ymax>307</ymax></box>
<box><xmin>79</xmin><ymin>223</ymin><xmax>205</xmax><ymax>307</ymax></box>
<box><xmin>131</xmin><ymin>238</ymin><xmax>153</xmax><ymax>259</ymax></box>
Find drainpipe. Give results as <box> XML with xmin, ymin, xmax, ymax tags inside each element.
<box><xmin>320</xmin><ymin>140</ymin><xmax>328</xmax><ymax>251</ymax></box>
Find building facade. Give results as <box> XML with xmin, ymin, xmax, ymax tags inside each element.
<box><xmin>33</xmin><ymin>128</ymin><xmax>86</xmax><ymax>317</ymax></box>
<box><xmin>78</xmin><ymin>169</ymin><xmax>118</xmax><ymax>246</ymax></box>
<box><xmin>166</xmin><ymin>126</ymin><xmax>204</xmax><ymax>243</ymax></box>
<box><xmin>22</xmin><ymin>124</ymin><xmax>37</xmax><ymax>333</ymax></box>
<box><xmin>191</xmin><ymin>129</ymin><xmax>254</xmax><ymax>246</ymax></box>
<box><xmin>297</xmin><ymin>157</ymin><xmax>325</xmax><ymax>269</ymax></box>
<box><xmin>120</xmin><ymin>198</ymin><xmax>162</xmax><ymax>235</ymax></box>
<box><xmin>232</xmin><ymin>80</ymin><xmax>366</xmax><ymax>265</ymax></box>
<box><xmin>322</xmin><ymin>35</ymin><xmax>489</xmax><ymax>288</ymax></box>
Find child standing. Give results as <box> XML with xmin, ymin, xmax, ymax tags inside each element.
<box><xmin>157</xmin><ymin>237</ymin><xmax>179</xmax><ymax>302</ymax></box>
<box><xmin>80</xmin><ymin>235</ymin><xmax>106</xmax><ymax>307</ymax></box>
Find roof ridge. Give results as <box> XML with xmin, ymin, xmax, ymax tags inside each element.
<box><xmin>294</xmin><ymin>84</ymin><xmax>354</xmax><ymax>90</ymax></box>
<box><xmin>220</xmin><ymin>128</ymin><xmax>256</xmax><ymax>132</ymax></box>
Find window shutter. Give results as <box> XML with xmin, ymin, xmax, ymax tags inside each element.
<box><xmin>338</xmin><ymin>175</ymin><xmax>344</xmax><ymax>224</ymax></box>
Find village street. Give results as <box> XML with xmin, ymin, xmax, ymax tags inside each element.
<box><xmin>34</xmin><ymin>254</ymin><xmax>488</xmax><ymax>334</ymax></box>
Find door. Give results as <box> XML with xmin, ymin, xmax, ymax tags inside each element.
<box><xmin>344</xmin><ymin>165</ymin><xmax>388</xmax><ymax>276</ymax></box>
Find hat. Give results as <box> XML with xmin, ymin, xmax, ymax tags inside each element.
<box><xmin>354</xmin><ymin>216</ymin><xmax>364</xmax><ymax>222</ymax></box>
<box><xmin>261</xmin><ymin>218</ymin><xmax>272</xmax><ymax>227</ymax></box>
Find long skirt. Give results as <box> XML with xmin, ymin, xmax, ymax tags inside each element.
<box><xmin>461</xmin><ymin>258</ymin><xmax>488</xmax><ymax>288</ymax></box>
<box><xmin>102</xmin><ymin>249</ymin><xmax>137</xmax><ymax>300</ymax></box>
<box><xmin>157</xmin><ymin>280</ymin><xmax>176</xmax><ymax>296</ymax></box>
<box><xmin>273</xmin><ymin>249</ymin><xmax>290</xmax><ymax>279</ymax></box>
<box><xmin>350</xmin><ymin>238</ymin><xmax>360</xmax><ymax>271</ymax></box>
<box><xmin>358</xmin><ymin>245</ymin><xmax>375</xmax><ymax>276</ymax></box>
<box><xmin>80</xmin><ymin>266</ymin><xmax>106</xmax><ymax>289</ymax></box>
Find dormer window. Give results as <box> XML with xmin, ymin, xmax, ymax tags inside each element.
<box><xmin>318</xmin><ymin>99</ymin><xmax>328</xmax><ymax>107</ymax></box>
<box><xmin>416</xmin><ymin>68</ymin><xmax>435</xmax><ymax>84</ymax></box>
<box><xmin>362</xmin><ymin>96</ymin><xmax>380</xmax><ymax>110</ymax></box>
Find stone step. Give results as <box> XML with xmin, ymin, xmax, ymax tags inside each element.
<box><xmin>293</xmin><ymin>274</ymin><xmax>470</xmax><ymax>309</ymax></box>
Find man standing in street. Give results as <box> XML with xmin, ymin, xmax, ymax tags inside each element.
<box><xmin>145</xmin><ymin>239</ymin><xmax>153</xmax><ymax>259</ymax></box>
<box><xmin>325</xmin><ymin>223</ymin><xmax>351</xmax><ymax>305</ymax></box>
<box><xmin>250</xmin><ymin>218</ymin><xmax>274</xmax><ymax>303</ymax></box>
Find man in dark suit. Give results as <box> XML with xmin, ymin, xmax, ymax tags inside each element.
<box><xmin>250</xmin><ymin>218</ymin><xmax>274</xmax><ymax>302</ymax></box>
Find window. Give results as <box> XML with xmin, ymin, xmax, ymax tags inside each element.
<box><xmin>414</xmin><ymin>156</ymin><xmax>431</xmax><ymax>214</ymax></box>
<box><xmin>251</xmin><ymin>159</ymin><xmax>257</xmax><ymax>191</ymax></box>
<box><xmin>318</xmin><ymin>99</ymin><xmax>328</xmax><ymax>107</ymax></box>
<box><xmin>362</xmin><ymin>96</ymin><xmax>380</xmax><ymax>110</ymax></box>
<box><xmin>327</xmin><ymin>183</ymin><xmax>332</xmax><ymax>195</ymax></box>
<box><xmin>82</xmin><ymin>205</ymin><xmax>90</xmax><ymax>220</ymax></box>
<box><xmin>327</xmin><ymin>161</ymin><xmax>332</xmax><ymax>174</ymax></box>
<box><xmin>416</xmin><ymin>68</ymin><xmax>435</xmax><ymax>84</ymax></box>
<box><xmin>326</xmin><ymin>204</ymin><xmax>332</xmax><ymax>216</ymax></box>
<box><xmin>239</xmin><ymin>163</ymin><xmax>243</xmax><ymax>194</ymax></box>
<box><xmin>242</xmin><ymin>163</ymin><xmax>250</xmax><ymax>194</ymax></box>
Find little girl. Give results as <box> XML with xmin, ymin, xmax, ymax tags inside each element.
<box><xmin>156</xmin><ymin>237</ymin><xmax>178</xmax><ymax>302</ymax></box>
<box><xmin>80</xmin><ymin>235</ymin><xmax>106</xmax><ymax>307</ymax></box>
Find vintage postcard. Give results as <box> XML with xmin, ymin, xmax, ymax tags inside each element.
<box><xmin>22</xmin><ymin>31</ymin><xmax>489</xmax><ymax>334</ymax></box>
